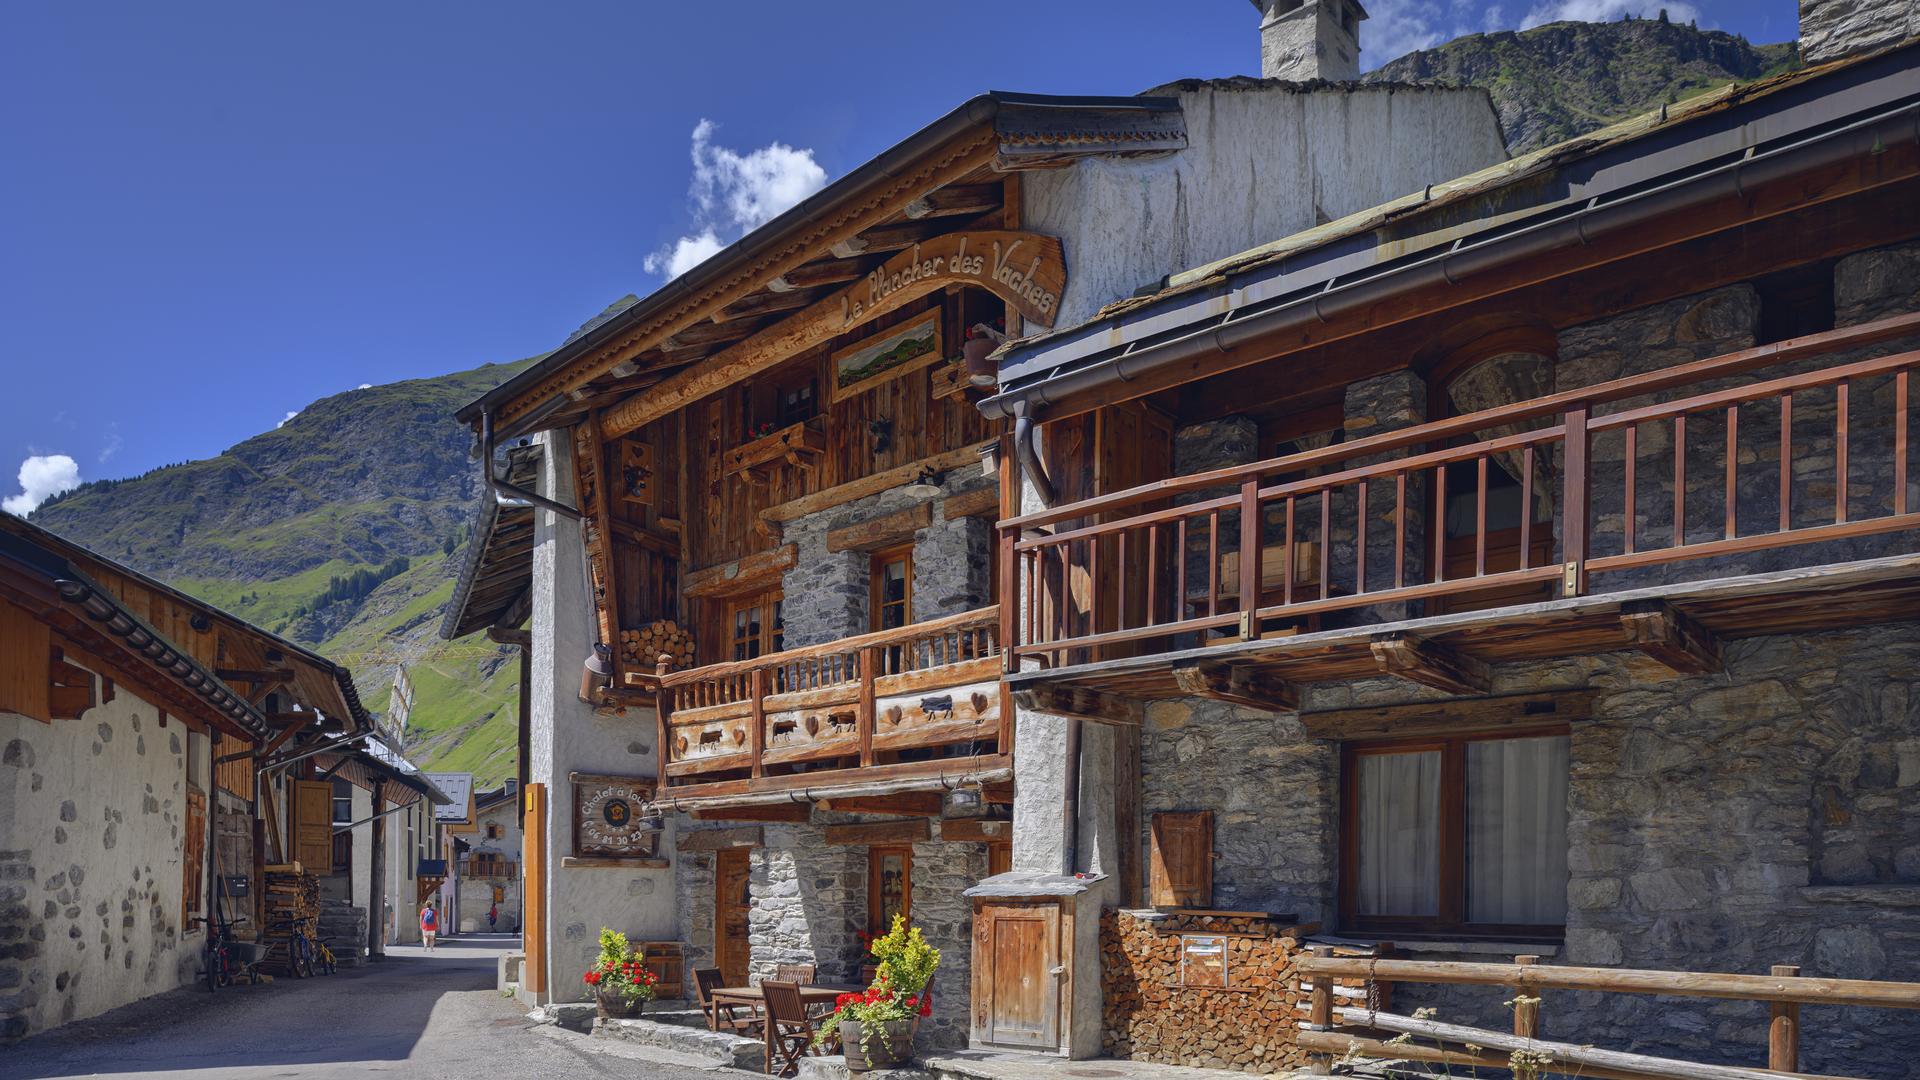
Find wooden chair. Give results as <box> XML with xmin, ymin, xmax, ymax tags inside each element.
<box><xmin>695</xmin><ymin>967</ymin><xmax>758</xmax><ymax>1035</ymax></box>
<box><xmin>762</xmin><ymin>980</ymin><xmax>834</xmax><ymax>1077</ymax></box>
<box><xmin>774</xmin><ymin>962</ymin><xmax>817</xmax><ymax>984</ymax></box>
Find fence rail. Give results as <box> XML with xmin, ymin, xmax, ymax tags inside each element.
<box><xmin>655</xmin><ymin>606</ymin><xmax>1004</xmax><ymax>791</ymax></box>
<box><xmin>1002</xmin><ymin>313</ymin><xmax>1920</xmax><ymax>665</ymax></box>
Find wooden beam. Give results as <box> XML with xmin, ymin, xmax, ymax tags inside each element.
<box><xmin>682</xmin><ymin>544</ymin><xmax>798</xmax><ymax>598</ymax></box>
<box><xmin>763</xmin><ymin>444</ymin><xmax>992</xmax><ymax>525</ymax></box>
<box><xmin>1169</xmin><ymin>660</ymin><xmax>1297</xmax><ymax>711</ymax></box>
<box><xmin>939</xmin><ymin>817</ymin><xmax>1013</xmax><ymax>843</ymax></box>
<box><xmin>982</xmin><ymin>780</ymin><xmax>1013</xmax><ymax>805</ymax></box>
<box><xmin>710</xmin><ymin>286</ymin><xmax>828</xmax><ymax>324</ymax></box>
<box><xmin>942</xmin><ymin>487</ymin><xmax>1000</xmax><ymax>521</ymax></box>
<box><xmin>601</xmin><ymin>231</ymin><xmax>1064</xmax><ymax>438</ymax></box>
<box><xmin>825</xmin><ymin>503</ymin><xmax>933</xmax><ymax>554</ymax></box>
<box><xmin>676</xmin><ymin>826</ymin><xmax>764</xmax><ymax>851</ymax></box>
<box><xmin>256</xmin><ymin>716</ymin><xmax>309</xmax><ymax>759</ymax></box>
<box><xmin>1301</xmin><ymin>690</ymin><xmax>1597</xmax><ymax>741</ymax></box>
<box><xmin>824</xmin><ymin>819</ymin><xmax>931</xmax><ymax>846</ymax></box>
<box><xmin>262</xmin><ymin>711</ymin><xmax>317</xmax><ymax>728</ymax></box>
<box><xmin>689</xmin><ymin>804</ymin><xmax>810</xmax><ymax>823</ymax></box>
<box><xmin>1620</xmin><ymin>599</ymin><xmax>1723</xmax><ymax>674</ymax></box>
<box><xmin>49</xmin><ymin>683</ymin><xmax>95</xmax><ymax>721</ymax></box>
<box><xmin>904</xmin><ymin>183</ymin><xmax>1003</xmax><ymax>221</ymax></box>
<box><xmin>1369</xmin><ymin>632</ymin><xmax>1489</xmax><ymax>695</ymax></box>
<box><xmin>775</xmin><ymin>256</ymin><xmax>880</xmax><ymax>291</ymax></box>
<box><xmin>215</xmin><ymin>667</ymin><xmax>294</xmax><ymax>684</ymax></box>
<box><xmin>819</xmin><ymin>793</ymin><xmax>943</xmax><ymax>817</ymax></box>
<box><xmin>1012</xmin><ymin>683</ymin><xmax>1141</xmax><ymax>726</ymax></box>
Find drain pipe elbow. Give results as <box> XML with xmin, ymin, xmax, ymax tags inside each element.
<box><xmin>482</xmin><ymin>407</ymin><xmax>583</xmax><ymax>521</ymax></box>
<box><xmin>1013</xmin><ymin>410</ymin><xmax>1057</xmax><ymax>509</ymax></box>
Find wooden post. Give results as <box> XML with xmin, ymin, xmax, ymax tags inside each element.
<box><xmin>858</xmin><ymin>646</ymin><xmax>877</xmax><ymax>767</ymax></box>
<box><xmin>1237</xmin><ymin>478</ymin><xmax>1260</xmax><ymax>640</ymax></box>
<box><xmin>368</xmin><ymin>778</ymin><xmax>386</xmax><ymax>960</ymax></box>
<box><xmin>748</xmin><ymin>666</ymin><xmax>767</xmax><ymax>778</ymax></box>
<box><xmin>1769</xmin><ymin>964</ymin><xmax>1800</xmax><ymax>1073</ymax></box>
<box><xmin>1512</xmin><ymin>954</ymin><xmax>1541</xmax><ymax>1039</ymax></box>
<box><xmin>1308</xmin><ymin>944</ymin><xmax>1335</xmax><ymax>1075</ymax></box>
<box><xmin>1562</xmin><ymin>405</ymin><xmax>1589</xmax><ymax>597</ymax></box>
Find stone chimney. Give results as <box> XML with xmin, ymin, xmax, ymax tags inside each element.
<box><xmin>1252</xmin><ymin>0</ymin><xmax>1367</xmax><ymax>81</ymax></box>
<box><xmin>1800</xmin><ymin>0</ymin><xmax>1919</xmax><ymax>64</ymax></box>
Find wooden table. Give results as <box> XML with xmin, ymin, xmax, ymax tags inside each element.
<box><xmin>708</xmin><ymin>983</ymin><xmax>861</xmax><ymax>1032</ymax></box>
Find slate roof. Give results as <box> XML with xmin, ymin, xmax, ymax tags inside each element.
<box><xmin>426</xmin><ymin>772</ymin><xmax>475</xmax><ymax>823</ymax></box>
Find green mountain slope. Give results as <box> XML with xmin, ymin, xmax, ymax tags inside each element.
<box><xmin>30</xmin><ymin>359</ymin><xmax>536</xmax><ymax>787</ymax></box>
<box><xmin>1367</xmin><ymin>16</ymin><xmax>1799</xmax><ymax>153</ymax></box>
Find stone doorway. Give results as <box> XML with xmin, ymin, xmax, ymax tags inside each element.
<box><xmin>715</xmin><ymin>847</ymin><xmax>751</xmax><ymax>987</ymax></box>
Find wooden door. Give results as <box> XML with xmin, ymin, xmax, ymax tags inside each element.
<box><xmin>1148</xmin><ymin>810</ymin><xmax>1214</xmax><ymax>908</ymax></box>
<box><xmin>972</xmin><ymin>901</ymin><xmax>1060</xmax><ymax>1049</ymax></box>
<box><xmin>293</xmin><ymin>780</ymin><xmax>333</xmax><ymax>871</ymax></box>
<box><xmin>522</xmin><ymin>783</ymin><xmax>547</xmax><ymax>994</ymax></box>
<box><xmin>715</xmin><ymin>848</ymin><xmax>752</xmax><ymax>987</ymax></box>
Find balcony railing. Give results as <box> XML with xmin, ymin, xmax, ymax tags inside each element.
<box><xmin>459</xmin><ymin>855</ymin><xmax>517</xmax><ymax>879</ymax></box>
<box><xmin>656</xmin><ymin>606</ymin><xmax>1006</xmax><ymax>795</ymax></box>
<box><xmin>1001</xmin><ymin>313</ymin><xmax>1920</xmax><ymax>667</ymax></box>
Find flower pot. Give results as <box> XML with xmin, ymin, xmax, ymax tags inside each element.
<box><xmin>595</xmin><ymin>988</ymin><xmax>645</xmax><ymax>1019</ymax></box>
<box><xmin>962</xmin><ymin>337</ymin><xmax>998</xmax><ymax>383</ymax></box>
<box><xmin>839</xmin><ymin>1017</ymin><xmax>916</xmax><ymax>1071</ymax></box>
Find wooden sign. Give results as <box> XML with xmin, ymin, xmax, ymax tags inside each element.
<box><xmin>603</xmin><ymin>230</ymin><xmax>1068</xmax><ymax>439</ymax></box>
<box><xmin>832</xmin><ymin>311</ymin><xmax>942</xmax><ymax>402</ymax></box>
<box><xmin>571</xmin><ymin>772</ymin><xmax>660</xmax><ymax>860</ymax></box>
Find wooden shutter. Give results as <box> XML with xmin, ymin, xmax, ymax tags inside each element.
<box><xmin>182</xmin><ymin>786</ymin><xmax>207</xmax><ymax>928</ymax></box>
<box><xmin>522</xmin><ymin>783</ymin><xmax>547</xmax><ymax>993</ymax></box>
<box><xmin>1148</xmin><ymin>810</ymin><xmax>1214</xmax><ymax>908</ymax></box>
<box><xmin>293</xmin><ymin>780</ymin><xmax>333</xmax><ymax>871</ymax></box>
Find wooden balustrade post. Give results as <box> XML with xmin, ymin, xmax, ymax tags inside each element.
<box><xmin>1512</xmin><ymin>954</ymin><xmax>1541</xmax><ymax>1040</ymax></box>
<box><xmin>1562</xmin><ymin>406</ymin><xmax>1590</xmax><ymax>597</ymax></box>
<box><xmin>1307</xmin><ymin>944</ymin><xmax>1335</xmax><ymax>1075</ymax></box>
<box><xmin>748</xmin><ymin>666</ymin><xmax>767</xmax><ymax>778</ymax></box>
<box><xmin>999</xmin><ymin>529</ymin><xmax>1018</xmax><ymax>671</ymax></box>
<box><xmin>1769</xmin><ymin>964</ymin><xmax>1800</xmax><ymax>1073</ymax></box>
<box><xmin>858</xmin><ymin>645</ymin><xmax>877</xmax><ymax>767</ymax></box>
<box><xmin>1238</xmin><ymin>478</ymin><xmax>1261</xmax><ymax>640</ymax></box>
<box><xmin>655</xmin><ymin>654</ymin><xmax>673</xmax><ymax>784</ymax></box>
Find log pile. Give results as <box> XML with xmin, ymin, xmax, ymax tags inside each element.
<box><xmin>258</xmin><ymin>863</ymin><xmax>319</xmax><ymax>976</ymax></box>
<box><xmin>1100</xmin><ymin>909</ymin><xmax>1368</xmax><ymax>1075</ymax></box>
<box><xmin>620</xmin><ymin>620</ymin><xmax>695</xmax><ymax>670</ymax></box>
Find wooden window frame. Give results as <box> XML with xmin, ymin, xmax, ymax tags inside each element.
<box><xmin>1337</xmin><ymin>724</ymin><xmax>1570</xmax><ymax>941</ymax></box>
<box><xmin>725</xmin><ymin>588</ymin><xmax>784</xmax><ymax>662</ymax></box>
<box><xmin>870</xmin><ymin>545</ymin><xmax>914</xmax><ymax>633</ymax></box>
<box><xmin>868</xmin><ymin>844</ymin><xmax>914</xmax><ymax>937</ymax></box>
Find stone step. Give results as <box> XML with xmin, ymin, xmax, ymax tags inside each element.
<box><xmin>592</xmin><ymin>1009</ymin><xmax>766</xmax><ymax>1071</ymax></box>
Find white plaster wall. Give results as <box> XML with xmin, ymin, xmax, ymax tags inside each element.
<box><xmin>0</xmin><ymin>682</ymin><xmax>206</xmax><ymax>1037</ymax></box>
<box><xmin>1025</xmin><ymin>82</ymin><xmax>1507</xmax><ymax>327</ymax></box>
<box><xmin>385</xmin><ymin>798</ymin><xmax>423</xmax><ymax>945</ymax></box>
<box><xmin>530</xmin><ymin>428</ymin><xmax>675</xmax><ymax>1001</ymax></box>
<box><xmin>460</xmin><ymin>800</ymin><xmax>522</xmax><ymax>932</ymax></box>
<box><xmin>349</xmin><ymin>785</ymin><xmax>372</xmax><ymax>918</ymax></box>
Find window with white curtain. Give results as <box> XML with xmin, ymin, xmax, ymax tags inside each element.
<box><xmin>1343</xmin><ymin>730</ymin><xmax>1569</xmax><ymax>936</ymax></box>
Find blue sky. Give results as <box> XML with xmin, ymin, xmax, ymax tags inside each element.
<box><xmin>0</xmin><ymin>0</ymin><xmax>1797</xmax><ymax>510</ymax></box>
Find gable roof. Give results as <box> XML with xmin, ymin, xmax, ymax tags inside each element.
<box><xmin>425</xmin><ymin>772</ymin><xmax>475</xmax><ymax>823</ymax></box>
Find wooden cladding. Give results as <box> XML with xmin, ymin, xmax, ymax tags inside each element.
<box><xmin>1006</xmin><ymin>312</ymin><xmax>1920</xmax><ymax>669</ymax></box>
<box><xmin>182</xmin><ymin>786</ymin><xmax>207</xmax><ymax>930</ymax></box>
<box><xmin>293</xmin><ymin>780</ymin><xmax>332</xmax><ymax>872</ymax></box>
<box><xmin>1148</xmin><ymin>811</ymin><xmax>1214</xmax><ymax>909</ymax></box>
<box><xmin>0</xmin><ymin>599</ymin><xmax>51</xmax><ymax>722</ymax></box>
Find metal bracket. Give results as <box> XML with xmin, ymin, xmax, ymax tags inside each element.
<box><xmin>1240</xmin><ymin>610</ymin><xmax>1257</xmax><ymax>640</ymax></box>
<box><xmin>1563</xmin><ymin>560</ymin><xmax>1583</xmax><ymax>597</ymax></box>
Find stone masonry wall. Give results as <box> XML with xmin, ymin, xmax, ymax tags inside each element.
<box><xmin>672</xmin><ymin>818</ymin><xmax>986</xmax><ymax>1050</ymax></box>
<box><xmin>0</xmin><ymin>685</ymin><xmax>199</xmax><ymax>1040</ymax></box>
<box><xmin>1134</xmin><ymin>621</ymin><xmax>1920</xmax><ymax>1075</ymax></box>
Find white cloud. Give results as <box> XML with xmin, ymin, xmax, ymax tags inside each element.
<box><xmin>1521</xmin><ymin>0</ymin><xmax>1701</xmax><ymax>28</ymax></box>
<box><xmin>3</xmin><ymin>454</ymin><xmax>81</xmax><ymax>515</ymax></box>
<box><xmin>1361</xmin><ymin>0</ymin><xmax>1451</xmax><ymax>67</ymax></box>
<box><xmin>356</xmin><ymin>383</ymin><xmax>372</xmax><ymax>390</ymax></box>
<box><xmin>98</xmin><ymin>425</ymin><xmax>122</xmax><ymax>464</ymax></box>
<box><xmin>644</xmin><ymin>119</ymin><xmax>828</xmax><ymax>279</ymax></box>
<box><xmin>278</xmin><ymin>410</ymin><xmax>299</xmax><ymax>428</ymax></box>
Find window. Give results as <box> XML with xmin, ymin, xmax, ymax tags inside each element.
<box><xmin>1340</xmin><ymin>730</ymin><xmax>1569</xmax><ymax>937</ymax></box>
<box><xmin>486</xmin><ymin>822</ymin><xmax>501</xmax><ymax>840</ymax></box>
<box><xmin>331</xmin><ymin>779</ymin><xmax>354</xmax><ymax>826</ymax></box>
<box><xmin>1755</xmin><ymin>261</ymin><xmax>1835</xmax><ymax>346</ymax></box>
<box><xmin>869</xmin><ymin>846</ymin><xmax>913</xmax><ymax>936</ymax></box>
<box><xmin>726</xmin><ymin>589</ymin><xmax>785</xmax><ymax>661</ymax></box>
<box><xmin>870</xmin><ymin>546</ymin><xmax>913</xmax><ymax>632</ymax></box>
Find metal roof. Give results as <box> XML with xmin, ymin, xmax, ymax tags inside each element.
<box><xmin>425</xmin><ymin>771</ymin><xmax>475</xmax><ymax>822</ymax></box>
<box><xmin>440</xmin><ymin>442</ymin><xmax>542</xmax><ymax>640</ymax></box>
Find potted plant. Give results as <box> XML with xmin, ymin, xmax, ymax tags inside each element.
<box><xmin>815</xmin><ymin>915</ymin><xmax>940</xmax><ymax>1071</ymax></box>
<box><xmin>583</xmin><ymin>928</ymin><xmax>658</xmax><ymax>1019</ymax></box>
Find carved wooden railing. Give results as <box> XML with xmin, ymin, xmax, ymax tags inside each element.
<box><xmin>1001</xmin><ymin>313</ymin><xmax>1920</xmax><ymax>666</ymax></box>
<box><xmin>656</xmin><ymin>606</ymin><xmax>1004</xmax><ymax>792</ymax></box>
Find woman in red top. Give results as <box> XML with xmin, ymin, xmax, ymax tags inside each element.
<box><xmin>420</xmin><ymin>900</ymin><xmax>438</xmax><ymax>951</ymax></box>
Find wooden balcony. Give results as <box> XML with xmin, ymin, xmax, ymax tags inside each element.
<box><xmin>1000</xmin><ymin>314</ymin><xmax>1920</xmax><ymax>696</ymax></box>
<box><xmin>656</xmin><ymin>606</ymin><xmax>1008</xmax><ymax>802</ymax></box>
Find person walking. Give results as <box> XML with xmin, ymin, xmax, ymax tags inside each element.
<box><xmin>420</xmin><ymin>900</ymin><xmax>439</xmax><ymax>951</ymax></box>
<box><xmin>487</xmin><ymin>902</ymin><xmax>498</xmax><ymax>933</ymax></box>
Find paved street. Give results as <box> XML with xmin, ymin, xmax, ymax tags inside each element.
<box><xmin>0</xmin><ymin>936</ymin><xmax>717</xmax><ymax>1080</ymax></box>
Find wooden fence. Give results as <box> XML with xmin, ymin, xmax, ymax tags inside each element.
<box><xmin>1295</xmin><ymin>949</ymin><xmax>1920</xmax><ymax>1080</ymax></box>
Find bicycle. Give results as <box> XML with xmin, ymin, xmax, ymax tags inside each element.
<box><xmin>310</xmin><ymin>934</ymin><xmax>338</xmax><ymax>976</ymax></box>
<box><xmin>266</xmin><ymin>916</ymin><xmax>315</xmax><ymax>979</ymax></box>
<box><xmin>201</xmin><ymin>875</ymin><xmax>266</xmax><ymax>989</ymax></box>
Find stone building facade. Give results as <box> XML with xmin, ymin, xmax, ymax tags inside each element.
<box><xmin>458</xmin><ymin>784</ymin><xmax>523</xmax><ymax>934</ymax></box>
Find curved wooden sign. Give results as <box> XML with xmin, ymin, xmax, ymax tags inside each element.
<box><xmin>605</xmin><ymin>230</ymin><xmax>1066</xmax><ymax>438</ymax></box>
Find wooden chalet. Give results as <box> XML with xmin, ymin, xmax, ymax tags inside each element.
<box><xmin>0</xmin><ymin>512</ymin><xmax>424</xmax><ymax>1037</ymax></box>
<box><xmin>973</xmin><ymin>38</ymin><xmax>1920</xmax><ymax>1075</ymax></box>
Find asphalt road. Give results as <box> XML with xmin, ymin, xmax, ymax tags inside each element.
<box><xmin>0</xmin><ymin>935</ymin><xmax>720</xmax><ymax>1080</ymax></box>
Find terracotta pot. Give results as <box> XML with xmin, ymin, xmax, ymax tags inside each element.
<box><xmin>962</xmin><ymin>337</ymin><xmax>998</xmax><ymax>383</ymax></box>
<box><xmin>840</xmin><ymin>1017</ymin><xmax>916</xmax><ymax>1071</ymax></box>
<box><xmin>595</xmin><ymin>987</ymin><xmax>645</xmax><ymax>1019</ymax></box>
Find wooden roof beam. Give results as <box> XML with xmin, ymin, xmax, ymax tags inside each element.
<box><xmin>903</xmin><ymin>183</ymin><xmax>1003</xmax><ymax>221</ymax></box>
<box><xmin>710</xmin><ymin>286</ymin><xmax>831</xmax><ymax>324</ymax></box>
<box><xmin>1620</xmin><ymin>599</ymin><xmax>1722</xmax><ymax>674</ymax></box>
<box><xmin>1369</xmin><ymin>632</ymin><xmax>1489</xmax><ymax>696</ymax></box>
<box><xmin>1012</xmin><ymin>683</ymin><xmax>1141</xmax><ymax>726</ymax></box>
<box><xmin>818</xmin><ymin>793</ymin><xmax>944</xmax><ymax>817</ymax></box>
<box><xmin>1170</xmin><ymin>660</ymin><xmax>1298</xmax><ymax>712</ymax></box>
<box><xmin>690</xmin><ymin>805</ymin><xmax>810</xmax><ymax>823</ymax></box>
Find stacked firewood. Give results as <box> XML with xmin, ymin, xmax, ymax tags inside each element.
<box><xmin>258</xmin><ymin>864</ymin><xmax>320</xmax><ymax>975</ymax></box>
<box><xmin>620</xmin><ymin>620</ymin><xmax>695</xmax><ymax>671</ymax></box>
<box><xmin>1100</xmin><ymin>909</ymin><xmax>1324</xmax><ymax>1074</ymax></box>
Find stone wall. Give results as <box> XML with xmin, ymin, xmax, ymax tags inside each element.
<box><xmin>0</xmin><ymin>682</ymin><xmax>207</xmax><ymax>1040</ymax></box>
<box><xmin>672</xmin><ymin>818</ymin><xmax>985</xmax><ymax>1050</ymax></box>
<box><xmin>1100</xmin><ymin>909</ymin><xmax>1320</xmax><ymax>1074</ymax></box>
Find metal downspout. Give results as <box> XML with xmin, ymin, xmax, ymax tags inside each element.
<box><xmin>1010</xmin><ymin>407</ymin><xmax>1079</xmax><ymax>876</ymax></box>
<box><xmin>481</xmin><ymin>407</ymin><xmax>582</xmax><ymax>520</ymax></box>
